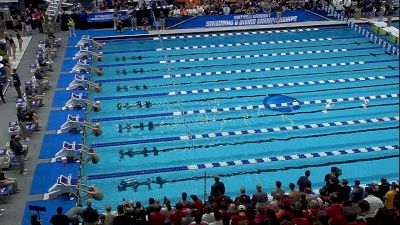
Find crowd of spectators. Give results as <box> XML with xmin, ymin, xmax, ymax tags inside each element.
<box><xmin>89</xmin><ymin>0</ymin><xmax>398</xmax><ymax>17</ymax></box>
<box><xmin>43</xmin><ymin>169</ymin><xmax>400</xmax><ymax>225</ymax></box>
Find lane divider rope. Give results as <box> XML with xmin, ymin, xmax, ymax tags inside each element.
<box><xmin>91</xmin><ymin>93</ymin><xmax>399</xmax><ymax>122</ymax></box>
<box><xmin>86</xmin><ymin>144</ymin><xmax>399</xmax><ymax>180</ymax></box>
<box><xmin>90</xmin><ymin>117</ymin><xmax>399</xmax><ymax>147</ymax></box>
<box><xmin>153</xmin><ymin>28</ymin><xmax>319</xmax><ymax>40</ymax></box>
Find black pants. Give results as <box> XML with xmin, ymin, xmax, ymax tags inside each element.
<box><xmin>15</xmin><ymin>86</ymin><xmax>22</xmax><ymax>98</ymax></box>
<box><xmin>0</xmin><ymin>85</ymin><xmax>5</xmax><ymax>103</ymax></box>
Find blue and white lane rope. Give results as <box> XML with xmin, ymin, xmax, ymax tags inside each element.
<box><xmin>90</xmin><ymin>117</ymin><xmax>399</xmax><ymax>147</ymax></box>
<box><xmin>268</xmin><ymin>94</ymin><xmax>399</xmax><ymax>108</ymax></box>
<box><xmin>162</xmin><ymin>60</ymin><xmax>397</xmax><ymax>79</ymax></box>
<box><xmin>155</xmin><ymin>36</ymin><xmax>359</xmax><ymax>51</ymax></box>
<box><xmin>153</xmin><ymin>28</ymin><xmax>319</xmax><ymax>40</ymax></box>
<box><xmin>94</xmin><ymin>59</ymin><xmax>397</xmax><ymax>84</ymax></box>
<box><xmin>94</xmin><ymin>74</ymin><xmax>398</xmax><ymax>101</ymax></box>
<box><xmin>159</xmin><ymin>47</ymin><xmax>379</xmax><ymax>64</ymax></box>
<box><xmin>86</xmin><ymin>144</ymin><xmax>399</xmax><ymax>180</ymax></box>
<box><xmin>168</xmin><ymin>75</ymin><xmax>398</xmax><ymax>96</ymax></box>
<box><xmin>91</xmin><ymin>94</ymin><xmax>399</xmax><ymax>122</ymax></box>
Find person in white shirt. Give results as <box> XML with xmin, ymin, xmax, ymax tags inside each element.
<box><xmin>202</xmin><ymin>203</ymin><xmax>215</xmax><ymax>224</ymax></box>
<box><xmin>173</xmin><ymin>7</ymin><xmax>181</xmax><ymax>17</ymax></box>
<box><xmin>363</xmin><ymin>187</ymin><xmax>384</xmax><ymax>217</ymax></box>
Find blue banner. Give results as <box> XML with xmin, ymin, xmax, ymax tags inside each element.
<box><xmin>169</xmin><ymin>11</ymin><xmax>326</xmax><ymax>29</ymax></box>
<box><xmin>87</xmin><ymin>11</ymin><xmax>128</xmax><ymax>23</ymax></box>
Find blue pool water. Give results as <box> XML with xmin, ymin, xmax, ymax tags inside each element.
<box><xmin>83</xmin><ymin>25</ymin><xmax>399</xmax><ymax>209</ymax></box>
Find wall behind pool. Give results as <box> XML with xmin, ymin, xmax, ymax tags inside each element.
<box><xmin>168</xmin><ymin>11</ymin><xmax>327</xmax><ymax>29</ymax></box>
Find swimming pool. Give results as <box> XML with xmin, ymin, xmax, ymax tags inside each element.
<box><xmin>83</xmin><ymin>25</ymin><xmax>399</xmax><ymax>209</ymax></box>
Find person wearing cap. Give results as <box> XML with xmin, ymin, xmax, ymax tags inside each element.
<box><xmin>11</xmin><ymin>68</ymin><xmax>22</xmax><ymax>98</ymax></box>
<box><xmin>78</xmin><ymin>183</ymin><xmax>104</xmax><ymax>201</ymax></box>
<box><xmin>363</xmin><ymin>186</ymin><xmax>383</xmax><ymax>217</ymax></box>
<box><xmin>82</xmin><ymin>199</ymin><xmax>100</xmax><ymax>225</ymax></box>
<box><xmin>230</xmin><ymin>205</ymin><xmax>247</xmax><ymax>225</ymax></box>
<box><xmin>92</xmin><ymin>123</ymin><xmax>102</xmax><ymax>136</ymax></box>
<box><xmin>383</xmin><ymin>182</ymin><xmax>399</xmax><ymax>209</ymax></box>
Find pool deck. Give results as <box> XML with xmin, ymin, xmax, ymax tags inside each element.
<box><xmin>0</xmin><ymin>16</ymin><xmax>398</xmax><ymax>225</ymax></box>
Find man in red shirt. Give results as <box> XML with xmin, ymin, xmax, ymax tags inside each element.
<box><xmin>230</xmin><ymin>205</ymin><xmax>247</xmax><ymax>225</ymax></box>
<box><xmin>325</xmin><ymin>193</ymin><xmax>344</xmax><ymax>219</ymax></box>
<box><xmin>150</xmin><ymin>206</ymin><xmax>166</xmax><ymax>225</ymax></box>
<box><xmin>191</xmin><ymin>195</ymin><xmax>203</xmax><ymax>213</ymax></box>
<box><xmin>34</xmin><ymin>9</ymin><xmax>43</xmax><ymax>33</ymax></box>
<box><xmin>170</xmin><ymin>203</ymin><xmax>185</xmax><ymax>225</ymax></box>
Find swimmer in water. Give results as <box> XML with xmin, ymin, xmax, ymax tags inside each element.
<box><xmin>322</xmin><ymin>100</ymin><xmax>334</xmax><ymax>114</ymax></box>
<box><xmin>92</xmin><ymin>123</ymin><xmax>102</xmax><ymax>136</ymax></box>
<box><xmin>84</xmin><ymin>147</ymin><xmax>100</xmax><ymax>164</ymax></box>
<box><xmin>78</xmin><ymin>183</ymin><xmax>104</xmax><ymax>200</ymax></box>
<box><xmin>92</xmin><ymin>101</ymin><xmax>101</xmax><ymax>112</ymax></box>
<box><xmin>361</xmin><ymin>99</ymin><xmax>369</xmax><ymax>110</ymax></box>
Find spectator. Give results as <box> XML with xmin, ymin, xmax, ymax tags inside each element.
<box><xmin>161</xmin><ymin>197</ymin><xmax>174</xmax><ymax>225</ymax></box>
<box><xmin>364</xmin><ymin>187</ymin><xmax>384</xmax><ymax>217</ymax></box>
<box><xmin>190</xmin><ymin>213</ymin><xmax>208</xmax><ymax>225</ymax></box>
<box><xmin>201</xmin><ymin>203</ymin><xmax>214</xmax><ymax>224</ymax></box>
<box><xmin>210</xmin><ymin>176</ymin><xmax>225</xmax><ymax>200</ymax></box>
<box><xmin>50</xmin><ymin>207</ymin><xmax>70</xmax><ymax>225</ymax></box>
<box><xmin>271</xmin><ymin>180</ymin><xmax>285</xmax><ymax>200</ymax></box>
<box><xmin>288</xmin><ymin>183</ymin><xmax>301</xmax><ymax>204</ymax></box>
<box><xmin>31</xmin><ymin>214</ymin><xmax>41</xmax><ymax>225</ymax></box>
<box><xmin>113</xmin><ymin>205</ymin><xmax>130</xmax><ymax>225</ymax></box>
<box><xmin>0</xmin><ymin>171</ymin><xmax>20</xmax><ymax>193</ymax></box>
<box><xmin>34</xmin><ymin>9</ymin><xmax>43</xmax><ymax>33</ymax></box>
<box><xmin>234</xmin><ymin>187</ymin><xmax>251</xmax><ymax>207</ymax></box>
<box><xmin>16</xmin><ymin>32</ymin><xmax>23</xmax><ymax>51</ymax></box>
<box><xmin>181</xmin><ymin>192</ymin><xmax>190</xmax><ymax>208</ymax></box>
<box><xmin>142</xmin><ymin>17</ymin><xmax>149</xmax><ymax>31</ymax></box>
<box><xmin>82</xmin><ymin>199</ymin><xmax>99</xmax><ymax>225</ymax></box>
<box><xmin>103</xmin><ymin>204</ymin><xmax>116</xmax><ymax>225</ymax></box>
<box><xmin>150</xmin><ymin>206</ymin><xmax>166</xmax><ymax>225</ymax></box>
<box><xmin>378</xmin><ymin>177</ymin><xmax>390</xmax><ymax>200</ymax></box>
<box><xmin>190</xmin><ymin>194</ymin><xmax>203</xmax><ymax>212</ymax></box>
<box><xmin>383</xmin><ymin>182</ymin><xmax>398</xmax><ymax>209</ymax></box>
<box><xmin>181</xmin><ymin>209</ymin><xmax>194</xmax><ymax>225</ymax></box>
<box><xmin>209</xmin><ymin>210</ymin><xmax>222</xmax><ymax>225</ymax></box>
<box><xmin>252</xmin><ymin>184</ymin><xmax>268</xmax><ymax>204</ymax></box>
<box><xmin>325</xmin><ymin>193</ymin><xmax>343</xmax><ymax>219</ymax></box>
<box><xmin>113</xmin><ymin>9</ymin><xmax>119</xmax><ymax>29</ymax></box>
<box><xmin>65</xmin><ymin>204</ymin><xmax>84</xmax><ymax>225</ymax></box>
<box><xmin>0</xmin><ymin>71</ymin><xmax>6</xmax><ymax>103</ymax></box>
<box><xmin>338</xmin><ymin>179</ymin><xmax>351</xmax><ymax>202</ymax></box>
<box><xmin>357</xmin><ymin>200</ymin><xmax>374</xmax><ymax>223</ymax></box>
<box><xmin>170</xmin><ymin>203</ymin><xmax>185</xmax><ymax>225</ymax></box>
<box><xmin>297</xmin><ymin>170</ymin><xmax>312</xmax><ymax>192</ymax></box>
<box><xmin>292</xmin><ymin>208</ymin><xmax>311</xmax><ymax>225</ymax></box>
<box><xmin>25</xmin><ymin>16</ymin><xmax>33</xmax><ymax>35</ymax></box>
<box><xmin>11</xmin><ymin>68</ymin><xmax>22</xmax><ymax>98</ymax></box>
<box><xmin>67</xmin><ymin>17</ymin><xmax>76</xmax><ymax>37</ymax></box>
<box><xmin>350</xmin><ymin>180</ymin><xmax>364</xmax><ymax>203</ymax></box>
<box><xmin>9</xmin><ymin>134</ymin><xmax>28</xmax><ymax>174</ymax></box>
<box><xmin>230</xmin><ymin>205</ymin><xmax>247</xmax><ymax>225</ymax></box>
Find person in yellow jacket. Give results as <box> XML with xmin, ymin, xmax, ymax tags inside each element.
<box><xmin>67</xmin><ymin>16</ymin><xmax>76</xmax><ymax>37</ymax></box>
